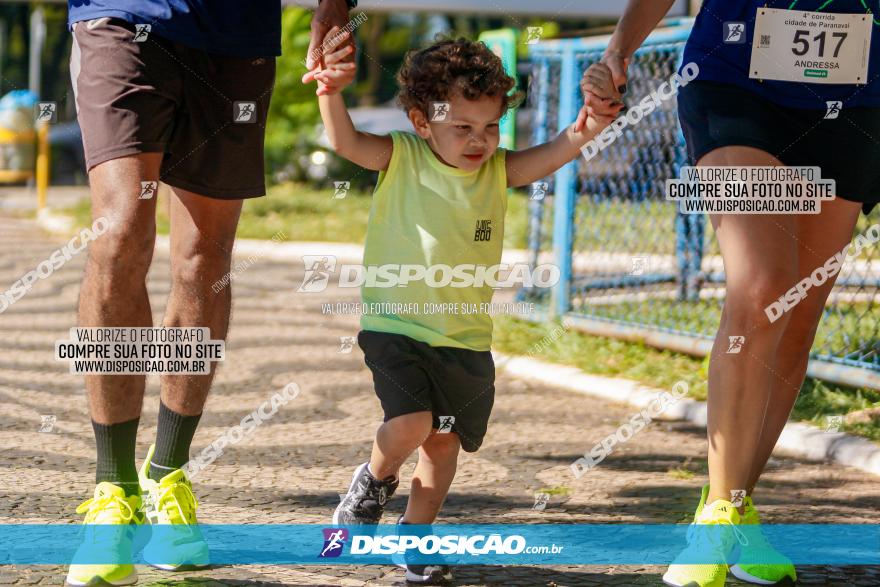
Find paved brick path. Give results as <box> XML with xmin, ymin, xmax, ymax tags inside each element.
<box><xmin>1</xmin><ymin>214</ymin><xmax>879</xmax><ymax>586</ymax></box>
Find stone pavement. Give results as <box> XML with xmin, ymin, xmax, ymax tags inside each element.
<box><xmin>1</xmin><ymin>214</ymin><xmax>879</xmax><ymax>586</ymax></box>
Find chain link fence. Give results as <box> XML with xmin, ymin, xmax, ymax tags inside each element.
<box><xmin>524</xmin><ymin>21</ymin><xmax>880</xmax><ymax>387</ymax></box>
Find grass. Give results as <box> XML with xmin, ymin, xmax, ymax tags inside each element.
<box><xmin>666</xmin><ymin>457</ymin><xmax>705</xmax><ymax>482</ymax></box>
<box><xmin>666</xmin><ymin>467</ymin><xmax>696</xmax><ymax>480</ymax></box>
<box><xmin>493</xmin><ymin>314</ymin><xmax>711</xmax><ymax>400</ymax></box>
<box><xmin>62</xmin><ymin>181</ymin><xmax>531</xmax><ymax>248</ymax></box>
<box><xmin>492</xmin><ymin>314</ymin><xmax>880</xmax><ymax>441</ymax></box>
<box><xmin>535</xmin><ymin>485</ymin><xmax>572</xmax><ymax>497</ymax></box>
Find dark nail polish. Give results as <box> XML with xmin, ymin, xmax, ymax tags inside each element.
<box><xmin>618</xmin><ymin>84</ymin><xmax>628</xmax><ymax>94</ymax></box>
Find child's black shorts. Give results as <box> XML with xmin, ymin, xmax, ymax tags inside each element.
<box><xmin>357</xmin><ymin>330</ymin><xmax>495</xmax><ymax>453</ymax></box>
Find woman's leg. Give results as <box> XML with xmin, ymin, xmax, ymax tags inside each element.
<box><xmin>746</xmin><ymin>195</ymin><xmax>862</xmax><ymax>494</ymax></box>
<box><xmin>699</xmin><ymin>146</ymin><xmax>801</xmax><ymax>508</ymax></box>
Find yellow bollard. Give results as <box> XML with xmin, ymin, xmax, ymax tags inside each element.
<box><xmin>35</xmin><ymin>121</ymin><xmax>49</xmax><ymax>211</ymax></box>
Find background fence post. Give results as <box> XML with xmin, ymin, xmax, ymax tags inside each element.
<box><xmin>551</xmin><ymin>45</ymin><xmax>577</xmax><ymax>318</ymax></box>
<box><xmin>527</xmin><ymin>57</ymin><xmax>550</xmax><ymax>273</ymax></box>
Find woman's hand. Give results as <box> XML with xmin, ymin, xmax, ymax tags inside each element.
<box><xmin>575</xmin><ymin>60</ymin><xmax>627</xmax><ymax>132</ymax></box>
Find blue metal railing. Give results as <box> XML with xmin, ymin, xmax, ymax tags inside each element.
<box><xmin>525</xmin><ymin>21</ymin><xmax>880</xmax><ymax>384</ymax></box>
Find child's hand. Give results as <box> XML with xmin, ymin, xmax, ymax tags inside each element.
<box><xmin>575</xmin><ymin>62</ymin><xmax>624</xmax><ymax>133</ymax></box>
<box><xmin>314</xmin><ymin>27</ymin><xmax>357</xmax><ymax>96</ymax></box>
<box><xmin>577</xmin><ymin>109</ymin><xmax>616</xmax><ymax>138</ymax></box>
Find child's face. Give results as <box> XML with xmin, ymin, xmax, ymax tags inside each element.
<box><xmin>410</xmin><ymin>94</ymin><xmax>503</xmax><ymax>171</ymax></box>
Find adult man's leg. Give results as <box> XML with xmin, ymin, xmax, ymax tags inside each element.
<box><xmin>80</xmin><ymin>154</ymin><xmax>162</xmax><ymax>491</ymax></box>
<box><xmin>66</xmin><ymin>154</ymin><xmax>162</xmax><ymax>587</ymax></box>
<box><xmin>136</xmin><ymin>188</ymin><xmax>241</xmax><ymax>571</ymax></box>
<box><xmin>147</xmin><ymin>188</ymin><xmax>242</xmax><ymax>481</ymax></box>
<box><xmin>127</xmin><ymin>31</ymin><xmax>274</xmax><ymax>572</ymax></box>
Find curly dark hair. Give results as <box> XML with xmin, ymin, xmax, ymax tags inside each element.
<box><xmin>397</xmin><ymin>37</ymin><xmax>522</xmax><ymax>117</ymax></box>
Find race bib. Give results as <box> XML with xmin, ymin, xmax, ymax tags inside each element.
<box><xmin>749</xmin><ymin>8</ymin><xmax>872</xmax><ymax>84</ymax></box>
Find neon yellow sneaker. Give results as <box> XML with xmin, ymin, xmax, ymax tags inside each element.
<box><xmin>729</xmin><ymin>496</ymin><xmax>797</xmax><ymax>585</ymax></box>
<box><xmin>65</xmin><ymin>482</ymin><xmax>144</xmax><ymax>587</ymax></box>
<box><xmin>138</xmin><ymin>444</ymin><xmax>209</xmax><ymax>570</ymax></box>
<box><xmin>662</xmin><ymin>497</ymin><xmax>744</xmax><ymax>587</ymax></box>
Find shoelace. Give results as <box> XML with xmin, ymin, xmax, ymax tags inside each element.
<box><xmin>76</xmin><ymin>492</ymin><xmax>137</xmax><ymax>546</ymax></box>
<box><xmin>745</xmin><ymin>527</ymin><xmax>773</xmax><ymax>550</ymax></box>
<box><xmin>77</xmin><ymin>493</ymin><xmax>135</xmax><ymax>525</ymax></box>
<box><xmin>742</xmin><ymin>506</ymin><xmax>774</xmax><ymax>549</ymax></box>
<box><xmin>687</xmin><ymin>515</ymin><xmax>750</xmax><ymax>551</ymax></box>
<box><xmin>156</xmin><ymin>481</ymin><xmax>199</xmax><ymax>525</ymax></box>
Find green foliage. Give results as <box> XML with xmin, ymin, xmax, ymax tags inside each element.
<box><xmin>264</xmin><ymin>7</ymin><xmax>322</xmax><ymax>175</ymax></box>
<box><xmin>0</xmin><ymin>5</ymin><xmax>72</xmax><ymax>117</ymax></box>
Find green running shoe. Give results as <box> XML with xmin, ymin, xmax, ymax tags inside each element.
<box><xmin>138</xmin><ymin>444</ymin><xmax>209</xmax><ymax>570</ymax></box>
<box><xmin>65</xmin><ymin>482</ymin><xmax>144</xmax><ymax>587</ymax></box>
<box><xmin>729</xmin><ymin>495</ymin><xmax>797</xmax><ymax>585</ymax></box>
<box><xmin>663</xmin><ymin>494</ymin><xmax>745</xmax><ymax>587</ymax></box>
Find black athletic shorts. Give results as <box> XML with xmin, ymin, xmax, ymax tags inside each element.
<box><xmin>678</xmin><ymin>81</ymin><xmax>880</xmax><ymax>215</ymax></box>
<box><xmin>358</xmin><ymin>330</ymin><xmax>495</xmax><ymax>453</ymax></box>
<box><xmin>71</xmin><ymin>17</ymin><xmax>275</xmax><ymax>199</ymax></box>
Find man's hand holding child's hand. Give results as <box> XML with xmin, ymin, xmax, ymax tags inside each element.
<box><xmin>313</xmin><ymin>27</ymin><xmax>357</xmax><ymax>96</ymax></box>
